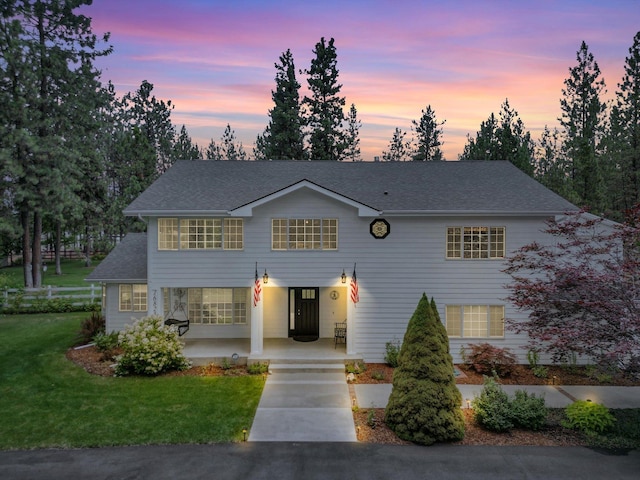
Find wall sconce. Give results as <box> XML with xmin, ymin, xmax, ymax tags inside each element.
<box><xmin>262</xmin><ymin>270</ymin><xmax>269</xmax><ymax>284</ymax></box>
<box><xmin>341</xmin><ymin>269</ymin><xmax>347</xmax><ymax>284</ymax></box>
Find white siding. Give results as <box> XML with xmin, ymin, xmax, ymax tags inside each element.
<box><xmin>104</xmin><ymin>284</ymin><xmax>146</xmax><ymax>333</ymax></box>
<box><xmin>124</xmin><ymin>187</ymin><xmax>559</xmax><ymax>363</ymax></box>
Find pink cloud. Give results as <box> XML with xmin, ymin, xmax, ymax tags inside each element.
<box><xmin>84</xmin><ymin>0</ymin><xmax>640</xmax><ymax>161</ymax></box>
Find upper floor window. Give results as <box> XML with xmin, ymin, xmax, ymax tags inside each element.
<box><xmin>119</xmin><ymin>284</ymin><xmax>147</xmax><ymax>312</ymax></box>
<box><xmin>445</xmin><ymin>305</ymin><xmax>505</xmax><ymax>338</ymax></box>
<box><xmin>272</xmin><ymin>218</ymin><xmax>338</xmax><ymax>250</ymax></box>
<box><xmin>446</xmin><ymin>226</ymin><xmax>505</xmax><ymax>259</ymax></box>
<box><xmin>158</xmin><ymin>218</ymin><xmax>243</xmax><ymax>251</ymax></box>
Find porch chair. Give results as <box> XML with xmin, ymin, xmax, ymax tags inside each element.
<box><xmin>334</xmin><ymin>321</ymin><xmax>347</xmax><ymax>348</ymax></box>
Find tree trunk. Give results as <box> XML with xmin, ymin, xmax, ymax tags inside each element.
<box><xmin>55</xmin><ymin>221</ymin><xmax>62</xmax><ymax>275</ymax></box>
<box><xmin>32</xmin><ymin>211</ymin><xmax>42</xmax><ymax>288</ymax></box>
<box><xmin>21</xmin><ymin>209</ymin><xmax>32</xmax><ymax>288</ymax></box>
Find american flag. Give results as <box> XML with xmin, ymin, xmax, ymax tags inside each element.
<box><xmin>253</xmin><ymin>267</ymin><xmax>261</xmax><ymax>307</ymax></box>
<box><xmin>350</xmin><ymin>264</ymin><xmax>359</xmax><ymax>304</ymax></box>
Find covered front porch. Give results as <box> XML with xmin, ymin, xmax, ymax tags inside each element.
<box><xmin>183</xmin><ymin>338</ymin><xmax>363</xmax><ymax>366</ymax></box>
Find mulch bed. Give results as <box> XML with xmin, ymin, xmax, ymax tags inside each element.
<box><xmin>66</xmin><ymin>345</ymin><xmax>637</xmax><ymax>446</ymax></box>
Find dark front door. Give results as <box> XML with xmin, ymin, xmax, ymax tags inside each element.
<box><xmin>289</xmin><ymin>287</ymin><xmax>319</xmax><ymax>338</ymax></box>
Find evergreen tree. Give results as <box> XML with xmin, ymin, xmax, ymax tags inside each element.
<box><xmin>559</xmin><ymin>41</ymin><xmax>607</xmax><ymax>211</ymax></box>
<box><xmin>382</xmin><ymin>128</ymin><xmax>411</xmax><ymax>161</ymax></box>
<box><xmin>607</xmin><ymin>32</ymin><xmax>640</xmax><ymax>216</ymax></box>
<box><xmin>253</xmin><ymin>133</ymin><xmax>268</xmax><ymax>161</ymax></box>
<box><xmin>122</xmin><ymin>80</ymin><xmax>176</xmax><ymax>174</ymax></box>
<box><xmin>205</xmin><ymin>138</ymin><xmax>222</xmax><ymax>160</ymax></box>
<box><xmin>206</xmin><ymin>125</ymin><xmax>246</xmax><ymax>160</ymax></box>
<box><xmin>535</xmin><ymin>126</ymin><xmax>571</xmax><ymax>198</ymax></box>
<box><xmin>262</xmin><ymin>49</ymin><xmax>305</xmax><ymax>159</ymax></box>
<box><xmin>412</xmin><ymin>105</ymin><xmax>445</xmax><ymax>161</ymax></box>
<box><xmin>0</xmin><ymin>0</ymin><xmax>110</xmax><ymax>286</ymax></box>
<box><xmin>220</xmin><ymin>124</ymin><xmax>247</xmax><ymax>160</ymax></box>
<box><xmin>303</xmin><ymin>37</ymin><xmax>346</xmax><ymax>160</ymax></box>
<box><xmin>385</xmin><ymin>294</ymin><xmax>465</xmax><ymax>445</ymax></box>
<box><xmin>172</xmin><ymin>124</ymin><xmax>202</xmax><ymax>160</ymax></box>
<box><xmin>460</xmin><ymin>99</ymin><xmax>535</xmax><ymax>175</ymax></box>
<box><xmin>343</xmin><ymin>103</ymin><xmax>362</xmax><ymax>161</ymax></box>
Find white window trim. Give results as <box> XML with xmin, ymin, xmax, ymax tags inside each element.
<box><xmin>445</xmin><ymin>304</ymin><xmax>505</xmax><ymax>338</ymax></box>
<box><xmin>445</xmin><ymin>226</ymin><xmax>506</xmax><ymax>259</ymax></box>
<box><xmin>186</xmin><ymin>287</ymin><xmax>248</xmax><ymax>325</ymax></box>
<box><xmin>271</xmin><ymin>218</ymin><xmax>338</xmax><ymax>251</ymax></box>
<box><xmin>158</xmin><ymin>217</ymin><xmax>244</xmax><ymax>251</ymax></box>
<box><xmin>119</xmin><ymin>284</ymin><xmax>147</xmax><ymax>312</ymax></box>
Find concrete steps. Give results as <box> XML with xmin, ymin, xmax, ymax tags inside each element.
<box><xmin>248</xmin><ymin>359</ymin><xmax>357</xmax><ymax>442</ymax></box>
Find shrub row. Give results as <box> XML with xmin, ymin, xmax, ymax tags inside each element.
<box><xmin>472</xmin><ymin>376</ymin><xmax>547</xmax><ymax>432</ymax></box>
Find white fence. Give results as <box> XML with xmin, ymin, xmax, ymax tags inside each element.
<box><xmin>2</xmin><ymin>284</ymin><xmax>101</xmax><ymax>308</ymax></box>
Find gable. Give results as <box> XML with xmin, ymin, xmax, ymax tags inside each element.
<box><xmin>229</xmin><ymin>180</ymin><xmax>380</xmax><ymax>217</ymax></box>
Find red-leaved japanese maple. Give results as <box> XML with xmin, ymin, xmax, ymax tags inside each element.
<box><xmin>504</xmin><ymin>208</ymin><xmax>640</xmax><ymax>374</ymax></box>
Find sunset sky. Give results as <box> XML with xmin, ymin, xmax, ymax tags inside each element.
<box><xmin>83</xmin><ymin>0</ymin><xmax>640</xmax><ymax>161</ymax></box>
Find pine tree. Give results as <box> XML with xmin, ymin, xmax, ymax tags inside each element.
<box><xmin>384</xmin><ymin>294</ymin><xmax>465</xmax><ymax>445</ymax></box>
<box><xmin>607</xmin><ymin>32</ymin><xmax>640</xmax><ymax>216</ymax></box>
<box><xmin>459</xmin><ymin>99</ymin><xmax>535</xmax><ymax>175</ymax></box>
<box><xmin>382</xmin><ymin>128</ymin><xmax>411</xmax><ymax>161</ymax></box>
<box><xmin>559</xmin><ymin>41</ymin><xmax>607</xmax><ymax>211</ymax></box>
<box><xmin>262</xmin><ymin>49</ymin><xmax>305</xmax><ymax>159</ymax></box>
<box><xmin>220</xmin><ymin>124</ymin><xmax>247</xmax><ymax>160</ymax></box>
<box><xmin>303</xmin><ymin>37</ymin><xmax>346</xmax><ymax>160</ymax></box>
<box><xmin>412</xmin><ymin>105</ymin><xmax>445</xmax><ymax>161</ymax></box>
<box><xmin>343</xmin><ymin>103</ymin><xmax>362</xmax><ymax>161</ymax></box>
<box><xmin>123</xmin><ymin>80</ymin><xmax>176</xmax><ymax>174</ymax></box>
<box><xmin>0</xmin><ymin>0</ymin><xmax>111</xmax><ymax>286</ymax></box>
<box><xmin>173</xmin><ymin>125</ymin><xmax>202</xmax><ymax>160</ymax></box>
<box><xmin>535</xmin><ymin>126</ymin><xmax>571</xmax><ymax>199</ymax></box>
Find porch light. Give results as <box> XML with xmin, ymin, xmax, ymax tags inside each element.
<box><xmin>341</xmin><ymin>269</ymin><xmax>347</xmax><ymax>284</ymax></box>
<box><xmin>263</xmin><ymin>270</ymin><xmax>269</xmax><ymax>284</ymax></box>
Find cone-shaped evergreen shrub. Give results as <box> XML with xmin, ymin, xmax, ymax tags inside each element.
<box><xmin>384</xmin><ymin>294</ymin><xmax>465</xmax><ymax>445</ymax></box>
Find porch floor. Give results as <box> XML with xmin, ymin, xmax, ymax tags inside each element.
<box><xmin>183</xmin><ymin>338</ymin><xmax>362</xmax><ymax>365</ymax></box>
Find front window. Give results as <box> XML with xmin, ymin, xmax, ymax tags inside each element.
<box><xmin>446</xmin><ymin>226</ymin><xmax>505</xmax><ymax>259</ymax></box>
<box><xmin>445</xmin><ymin>305</ymin><xmax>504</xmax><ymax>338</ymax></box>
<box><xmin>158</xmin><ymin>217</ymin><xmax>244</xmax><ymax>250</ymax></box>
<box><xmin>187</xmin><ymin>288</ymin><xmax>248</xmax><ymax>324</ymax></box>
<box><xmin>119</xmin><ymin>284</ymin><xmax>147</xmax><ymax>312</ymax></box>
<box><xmin>272</xmin><ymin>218</ymin><xmax>338</xmax><ymax>250</ymax></box>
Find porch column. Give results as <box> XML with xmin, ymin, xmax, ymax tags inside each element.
<box><xmin>346</xmin><ymin>299</ymin><xmax>356</xmax><ymax>355</ymax></box>
<box><xmin>250</xmin><ymin>294</ymin><xmax>264</xmax><ymax>355</ymax></box>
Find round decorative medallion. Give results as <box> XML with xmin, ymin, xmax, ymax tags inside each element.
<box><xmin>370</xmin><ymin>218</ymin><xmax>391</xmax><ymax>239</ymax></box>
<box><xmin>330</xmin><ymin>290</ymin><xmax>339</xmax><ymax>300</ymax></box>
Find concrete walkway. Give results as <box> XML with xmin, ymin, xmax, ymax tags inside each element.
<box><xmin>354</xmin><ymin>383</ymin><xmax>640</xmax><ymax>409</ymax></box>
<box><xmin>248</xmin><ymin>356</ymin><xmax>640</xmax><ymax>442</ymax></box>
<box><xmin>249</xmin><ymin>362</ymin><xmax>357</xmax><ymax>442</ymax></box>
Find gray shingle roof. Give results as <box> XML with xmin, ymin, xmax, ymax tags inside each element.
<box><xmin>124</xmin><ymin>160</ymin><xmax>577</xmax><ymax>216</ymax></box>
<box><xmin>85</xmin><ymin>233</ymin><xmax>147</xmax><ymax>282</ymax></box>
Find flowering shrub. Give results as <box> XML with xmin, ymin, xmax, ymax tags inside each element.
<box><xmin>115</xmin><ymin>315</ymin><xmax>191</xmax><ymax>376</ymax></box>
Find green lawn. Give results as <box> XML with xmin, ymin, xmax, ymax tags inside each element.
<box><xmin>0</xmin><ymin>313</ymin><xmax>264</xmax><ymax>449</ymax></box>
<box><xmin>0</xmin><ymin>259</ymin><xmax>99</xmax><ymax>288</ymax></box>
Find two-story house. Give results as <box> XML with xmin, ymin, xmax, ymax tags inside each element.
<box><xmin>87</xmin><ymin>160</ymin><xmax>577</xmax><ymax>364</ymax></box>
